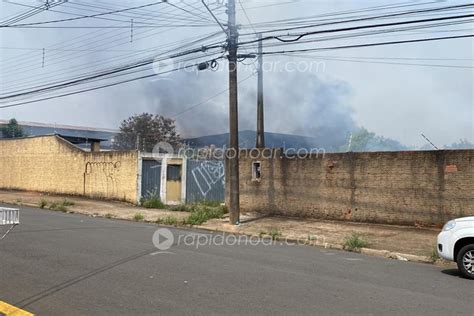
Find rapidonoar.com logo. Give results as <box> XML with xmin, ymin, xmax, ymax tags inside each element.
<box><xmin>151</xmin><ymin>55</ymin><xmax>176</xmax><ymax>81</ymax></box>
<box><xmin>151</xmin><ymin>228</ymin><xmax>328</xmax><ymax>251</ymax></box>
<box><xmin>152</xmin><ymin>141</ymin><xmax>174</xmax><ymax>156</ymax></box>
<box><xmin>152</xmin><ymin>228</ymin><xmax>174</xmax><ymax>251</ymax></box>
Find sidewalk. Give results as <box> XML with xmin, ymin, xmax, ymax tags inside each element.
<box><xmin>0</xmin><ymin>189</ymin><xmax>445</xmax><ymax>263</ymax></box>
<box><xmin>198</xmin><ymin>214</ymin><xmax>441</xmax><ymax>261</ymax></box>
<box><xmin>0</xmin><ymin>190</ymin><xmax>189</xmax><ymax>222</ymax></box>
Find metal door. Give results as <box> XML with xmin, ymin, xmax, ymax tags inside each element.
<box><xmin>141</xmin><ymin>160</ymin><xmax>161</xmax><ymax>198</ymax></box>
<box><xmin>186</xmin><ymin>160</ymin><xmax>225</xmax><ymax>203</ymax></box>
<box><xmin>166</xmin><ymin>164</ymin><xmax>182</xmax><ymax>203</ymax></box>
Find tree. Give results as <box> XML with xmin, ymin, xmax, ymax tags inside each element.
<box><xmin>340</xmin><ymin>127</ymin><xmax>407</xmax><ymax>152</ymax></box>
<box><xmin>113</xmin><ymin>113</ymin><xmax>181</xmax><ymax>152</ymax></box>
<box><xmin>1</xmin><ymin>118</ymin><xmax>25</xmax><ymax>138</ymax></box>
<box><xmin>445</xmin><ymin>139</ymin><xmax>474</xmax><ymax>149</ymax></box>
<box><xmin>348</xmin><ymin>127</ymin><xmax>373</xmax><ymax>152</ymax></box>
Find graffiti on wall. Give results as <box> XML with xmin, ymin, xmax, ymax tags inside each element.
<box><xmin>190</xmin><ymin>160</ymin><xmax>224</xmax><ymax>198</ymax></box>
<box><xmin>84</xmin><ymin>161</ymin><xmax>121</xmax><ymax>198</ymax></box>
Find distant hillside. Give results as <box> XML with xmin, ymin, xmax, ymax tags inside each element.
<box><xmin>184</xmin><ymin>130</ymin><xmax>325</xmax><ymax>150</ymax></box>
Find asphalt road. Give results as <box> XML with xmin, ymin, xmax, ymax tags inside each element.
<box><xmin>0</xmin><ymin>204</ymin><xmax>472</xmax><ymax>315</ymax></box>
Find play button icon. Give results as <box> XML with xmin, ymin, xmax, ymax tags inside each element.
<box><xmin>152</xmin><ymin>228</ymin><xmax>174</xmax><ymax>251</ymax></box>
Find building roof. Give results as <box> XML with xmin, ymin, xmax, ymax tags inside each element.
<box><xmin>0</xmin><ymin>119</ymin><xmax>118</xmax><ymax>133</ymax></box>
<box><xmin>57</xmin><ymin>134</ymin><xmax>108</xmax><ymax>145</ymax></box>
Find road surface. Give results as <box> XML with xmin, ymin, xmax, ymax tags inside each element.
<box><xmin>0</xmin><ymin>204</ymin><xmax>472</xmax><ymax>315</ymax></box>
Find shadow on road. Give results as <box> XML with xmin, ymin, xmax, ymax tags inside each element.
<box><xmin>14</xmin><ymin>248</ymin><xmax>156</xmax><ymax>309</ymax></box>
<box><xmin>441</xmin><ymin>269</ymin><xmax>462</xmax><ymax>278</ymax></box>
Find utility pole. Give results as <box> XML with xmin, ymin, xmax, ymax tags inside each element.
<box><xmin>256</xmin><ymin>33</ymin><xmax>265</xmax><ymax>148</ymax></box>
<box><xmin>227</xmin><ymin>0</ymin><xmax>240</xmax><ymax>225</ymax></box>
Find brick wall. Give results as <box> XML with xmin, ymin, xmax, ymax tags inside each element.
<box><xmin>229</xmin><ymin>149</ymin><xmax>474</xmax><ymax>226</ymax></box>
<box><xmin>0</xmin><ymin>135</ymin><xmax>138</xmax><ymax>203</ymax></box>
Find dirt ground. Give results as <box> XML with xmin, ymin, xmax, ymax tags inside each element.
<box><xmin>1</xmin><ymin>190</ymin><xmax>441</xmax><ymax>259</ymax></box>
<box><xmin>199</xmin><ymin>213</ymin><xmax>440</xmax><ymax>258</ymax></box>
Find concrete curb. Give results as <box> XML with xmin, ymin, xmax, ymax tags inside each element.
<box><xmin>194</xmin><ymin>225</ymin><xmax>434</xmax><ymax>265</ymax></box>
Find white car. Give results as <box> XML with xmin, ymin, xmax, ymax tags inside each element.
<box><xmin>437</xmin><ymin>217</ymin><xmax>474</xmax><ymax>279</ymax></box>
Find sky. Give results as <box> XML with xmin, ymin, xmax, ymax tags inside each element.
<box><xmin>0</xmin><ymin>0</ymin><xmax>473</xmax><ymax>148</ymax></box>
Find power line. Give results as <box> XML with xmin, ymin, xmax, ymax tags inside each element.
<box><xmin>1</xmin><ymin>1</ymin><xmax>64</xmax><ymax>26</ymax></box>
<box><xmin>2</xmin><ymin>24</ymin><xmax>218</xmax><ymax>29</ymax></box>
<box><xmin>0</xmin><ymin>5</ymin><xmax>224</xmax><ymax>80</ymax></box>
<box><xmin>280</xmin><ymin>54</ymin><xmax>474</xmax><ymax>61</ymax></box>
<box><xmin>237</xmin><ymin>12</ymin><xmax>474</xmax><ymax>46</ymax></box>
<box><xmin>0</xmin><ymin>1</ymin><xmax>165</xmax><ymax>28</ymax></box>
<box><xmin>240</xmin><ymin>19</ymin><xmax>474</xmax><ymax>51</ymax></box>
<box><xmin>1</xmin><ymin>31</ymin><xmax>225</xmax><ymax>93</ymax></box>
<box><xmin>0</xmin><ymin>43</ymin><xmax>225</xmax><ymax>100</ymax></box>
<box><xmin>0</xmin><ymin>56</ymin><xmax>226</xmax><ymax>109</ymax></box>
<box><xmin>201</xmin><ymin>0</ymin><xmax>227</xmax><ymax>35</ymax></box>
<box><xmin>238</xmin><ymin>3</ymin><xmax>474</xmax><ymax>36</ymax></box>
<box><xmin>275</xmin><ymin>53</ymin><xmax>474</xmax><ymax>69</ymax></box>
<box><xmin>257</xmin><ymin>34</ymin><xmax>474</xmax><ymax>55</ymax></box>
<box><xmin>238</xmin><ymin>0</ymin><xmax>257</xmax><ymax>35</ymax></box>
<box><xmin>0</xmin><ymin>2</ymin><xmax>194</xmax><ymax>72</ymax></box>
<box><xmin>62</xmin><ymin>1</ymin><xmax>208</xmax><ymax>24</ymax></box>
<box><xmin>164</xmin><ymin>0</ymin><xmax>213</xmax><ymax>23</ymax></box>
<box><xmin>171</xmin><ymin>72</ymin><xmax>257</xmax><ymax>118</ymax></box>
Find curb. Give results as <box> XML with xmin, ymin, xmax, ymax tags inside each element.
<box><xmin>194</xmin><ymin>225</ymin><xmax>434</xmax><ymax>265</ymax></box>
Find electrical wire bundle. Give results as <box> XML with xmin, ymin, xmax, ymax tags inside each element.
<box><xmin>0</xmin><ymin>0</ymin><xmax>472</xmax><ymax>110</ymax></box>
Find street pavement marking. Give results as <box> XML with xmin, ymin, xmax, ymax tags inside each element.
<box><xmin>345</xmin><ymin>258</ymin><xmax>364</xmax><ymax>261</ymax></box>
<box><xmin>150</xmin><ymin>251</ymin><xmax>176</xmax><ymax>256</ymax></box>
<box><xmin>0</xmin><ymin>301</ymin><xmax>34</xmax><ymax>316</ymax></box>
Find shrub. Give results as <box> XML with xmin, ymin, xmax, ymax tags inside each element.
<box><xmin>142</xmin><ymin>198</ymin><xmax>165</xmax><ymax>209</ymax></box>
<box><xmin>38</xmin><ymin>199</ymin><xmax>48</xmax><ymax>209</ymax></box>
<box><xmin>430</xmin><ymin>247</ymin><xmax>440</xmax><ymax>262</ymax></box>
<box><xmin>343</xmin><ymin>233</ymin><xmax>369</xmax><ymax>252</ymax></box>
<box><xmin>185</xmin><ymin>205</ymin><xmax>225</xmax><ymax>226</ymax></box>
<box><xmin>62</xmin><ymin>199</ymin><xmax>75</xmax><ymax>206</ymax></box>
<box><xmin>141</xmin><ymin>190</ymin><xmax>165</xmax><ymax>209</ymax></box>
<box><xmin>133</xmin><ymin>213</ymin><xmax>145</xmax><ymax>222</ymax></box>
<box><xmin>163</xmin><ymin>216</ymin><xmax>178</xmax><ymax>226</ymax></box>
<box><xmin>269</xmin><ymin>228</ymin><xmax>282</xmax><ymax>240</ymax></box>
<box><xmin>199</xmin><ymin>200</ymin><xmax>223</xmax><ymax>208</ymax></box>
<box><xmin>49</xmin><ymin>202</ymin><xmax>68</xmax><ymax>212</ymax></box>
<box><xmin>105</xmin><ymin>213</ymin><xmax>114</xmax><ymax>219</ymax></box>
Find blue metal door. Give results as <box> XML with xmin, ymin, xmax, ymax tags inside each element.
<box><xmin>186</xmin><ymin>160</ymin><xmax>225</xmax><ymax>203</ymax></box>
<box><xmin>141</xmin><ymin>160</ymin><xmax>161</xmax><ymax>198</ymax></box>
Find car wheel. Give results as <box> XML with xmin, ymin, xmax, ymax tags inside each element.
<box><xmin>457</xmin><ymin>244</ymin><xmax>474</xmax><ymax>280</ymax></box>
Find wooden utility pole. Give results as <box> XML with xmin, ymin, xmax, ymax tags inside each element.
<box><xmin>256</xmin><ymin>33</ymin><xmax>265</xmax><ymax>148</ymax></box>
<box><xmin>227</xmin><ymin>0</ymin><xmax>240</xmax><ymax>225</ymax></box>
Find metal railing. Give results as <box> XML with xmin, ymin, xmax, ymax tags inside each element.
<box><xmin>0</xmin><ymin>207</ymin><xmax>19</xmax><ymax>240</ymax></box>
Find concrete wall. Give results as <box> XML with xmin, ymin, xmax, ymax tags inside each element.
<box><xmin>0</xmin><ymin>135</ymin><xmax>138</xmax><ymax>203</ymax></box>
<box><xmin>230</xmin><ymin>149</ymin><xmax>474</xmax><ymax>226</ymax></box>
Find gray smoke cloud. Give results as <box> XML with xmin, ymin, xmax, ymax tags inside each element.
<box><xmin>135</xmin><ymin>61</ymin><xmax>355</xmax><ymax>148</ymax></box>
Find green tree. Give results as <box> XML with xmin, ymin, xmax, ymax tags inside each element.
<box><xmin>341</xmin><ymin>127</ymin><xmax>407</xmax><ymax>152</ymax></box>
<box><xmin>445</xmin><ymin>139</ymin><xmax>474</xmax><ymax>149</ymax></box>
<box><xmin>113</xmin><ymin>113</ymin><xmax>181</xmax><ymax>152</ymax></box>
<box><xmin>1</xmin><ymin>118</ymin><xmax>25</xmax><ymax>138</ymax></box>
<box><xmin>348</xmin><ymin>127</ymin><xmax>374</xmax><ymax>151</ymax></box>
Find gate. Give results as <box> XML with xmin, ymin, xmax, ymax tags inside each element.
<box><xmin>186</xmin><ymin>159</ymin><xmax>225</xmax><ymax>203</ymax></box>
<box><xmin>141</xmin><ymin>160</ymin><xmax>161</xmax><ymax>198</ymax></box>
